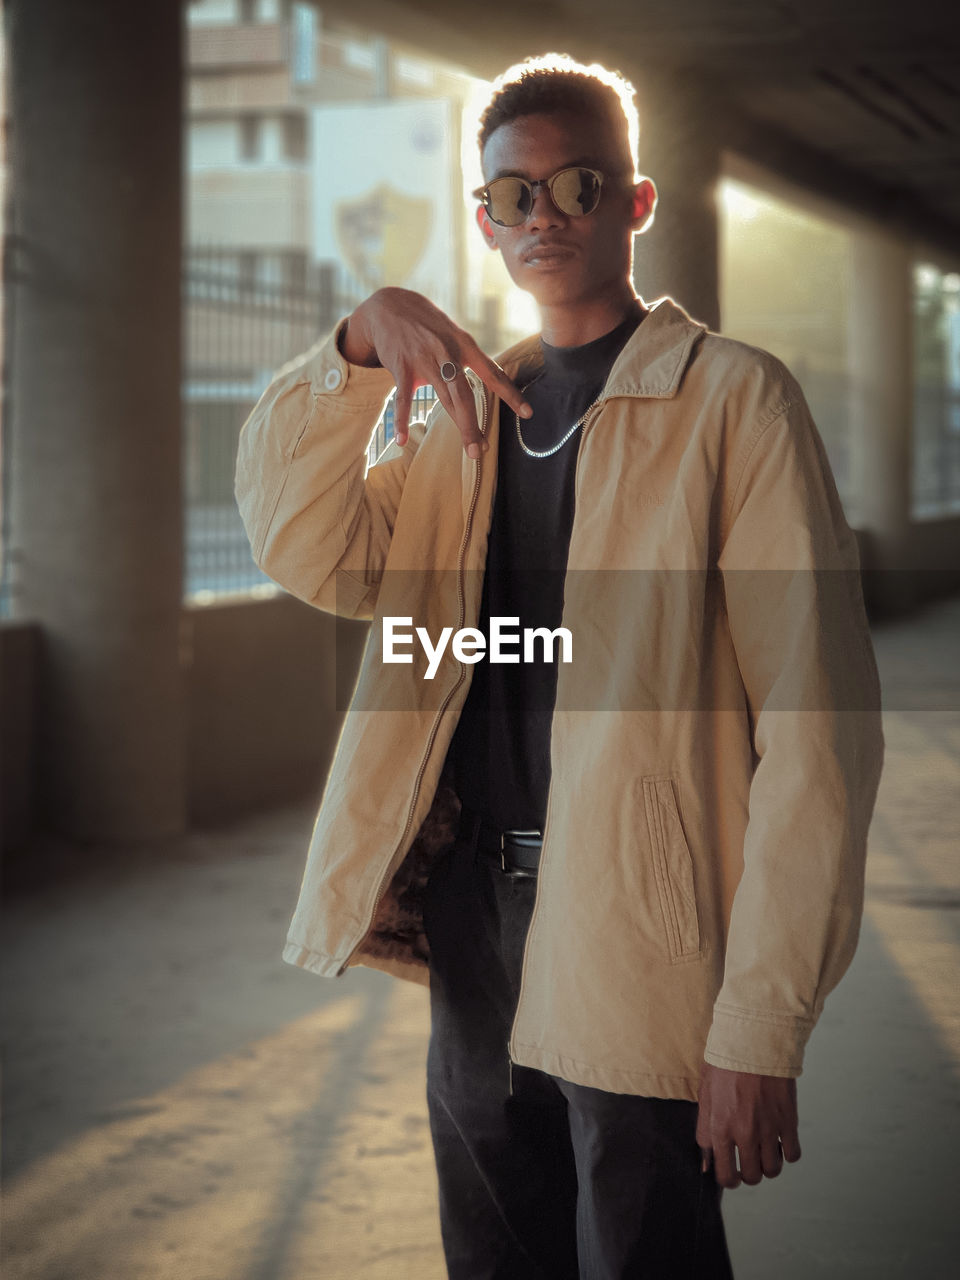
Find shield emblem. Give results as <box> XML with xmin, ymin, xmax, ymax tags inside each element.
<box><xmin>334</xmin><ymin>183</ymin><xmax>433</xmax><ymax>291</ymax></box>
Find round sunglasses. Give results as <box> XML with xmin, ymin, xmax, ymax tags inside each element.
<box><xmin>472</xmin><ymin>166</ymin><xmax>614</xmax><ymax>227</ymax></box>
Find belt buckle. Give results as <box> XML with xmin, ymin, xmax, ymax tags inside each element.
<box><xmin>500</xmin><ymin>828</ymin><xmax>542</xmax><ymax>878</ymax></box>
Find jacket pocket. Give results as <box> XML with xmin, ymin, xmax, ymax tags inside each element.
<box><xmin>641</xmin><ymin>775</ymin><xmax>701</xmax><ymax>962</ymax></box>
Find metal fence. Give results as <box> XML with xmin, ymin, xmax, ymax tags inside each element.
<box><xmin>182</xmin><ymin>251</ymin><xmax>451</xmax><ymax>601</ymax></box>
<box><xmin>185</xmin><ymin>250</ymin><xmax>351</xmax><ymax>600</ymax></box>
<box><xmin>366</xmin><ymin>383</ymin><xmax>440</xmax><ymax>467</ymax></box>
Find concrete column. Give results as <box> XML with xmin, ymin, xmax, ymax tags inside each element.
<box><xmin>848</xmin><ymin>229</ymin><xmax>913</xmax><ymax>603</ymax></box>
<box><xmin>630</xmin><ymin>70</ymin><xmax>721</xmax><ymax>332</ymax></box>
<box><xmin>6</xmin><ymin>0</ymin><xmax>186</xmax><ymax>842</ymax></box>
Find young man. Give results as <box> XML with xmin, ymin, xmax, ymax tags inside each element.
<box><xmin>236</xmin><ymin>54</ymin><xmax>884</xmax><ymax>1279</ymax></box>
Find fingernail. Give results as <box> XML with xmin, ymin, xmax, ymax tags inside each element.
<box><xmin>467</xmin><ymin>443</ymin><xmax>480</xmax><ymax>460</ymax></box>
<box><xmin>481</xmin><ymin>439</ymin><xmax>489</xmax><ymax>452</ymax></box>
<box><xmin>520</xmin><ymin>403</ymin><xmax>533</xmax><ymax>418</ymax></box>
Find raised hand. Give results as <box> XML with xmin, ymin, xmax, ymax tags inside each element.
<box><xmin>338</xmin><ymin>287</ymin><xmax>532</xmax><ymax>459</ymax></box>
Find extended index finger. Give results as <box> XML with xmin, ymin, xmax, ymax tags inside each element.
<box><xmin>467</xmin><ymin>346</ymin><xmax>534</xmax><ymax>419</ymax></box>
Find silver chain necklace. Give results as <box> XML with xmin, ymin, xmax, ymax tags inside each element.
<box><xmin>514</xmin><ymin>370</ymin><xmax>601</xmax><ymax>460</ymax></box>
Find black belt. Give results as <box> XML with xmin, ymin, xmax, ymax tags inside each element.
<box><xmin>459</xmin><ymin>806</ymin><xmax>542</xmax><ymax>878</ymax></box>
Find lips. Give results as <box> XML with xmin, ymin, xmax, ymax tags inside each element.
<box><xmin>521</xmin><ymin>242</ymin><xmax>577</xmax><ymax>265</ymax></box>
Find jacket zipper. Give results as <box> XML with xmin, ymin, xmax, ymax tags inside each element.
<box><xmin>507</xmin><ymin>399</ymin><xmax>605</xmax><ymax>1074</ymax></box>
<box><xmin>337</xmin><ymin>378</ymin><xmax>490</xmax><ymax>976</ymax></box>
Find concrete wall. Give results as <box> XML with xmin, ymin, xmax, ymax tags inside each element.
<box><xmin>898</xmin><ymin>517</ymin><xmax>960</xmax><ymax>606</ymax></box>
<box><xmin>183</xmin><ymin>594</ymin><xmax>366</xmax><ymax>827</ymax></box>
<box><xmin>1</xmin><ymin>598</ymin><xmax>366</xmax><ymax>852</ymax></box>
<box><xmin>7</xmin><ymin>0</ymin><xmax>185</xmax><ymax>845</ymax></box>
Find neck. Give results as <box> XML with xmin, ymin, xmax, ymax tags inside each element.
<box><xmin>537</xmin><ymin>279</ymin><xmax>641</xmax><ymax>348</ymax></box>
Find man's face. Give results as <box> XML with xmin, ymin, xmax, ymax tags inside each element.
<box><xmin>478</xmin><ymin>109</ymin><xmax>649</xmax><ymax>309</ymax></box>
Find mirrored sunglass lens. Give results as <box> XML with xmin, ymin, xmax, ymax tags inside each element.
<box><xmin>487</xmin><ymin>178</ymin><xmax>531</xmax><ymax>225</ymax></box>
<box><xmin>551</xmin><ymin>168</ymin><xmax>601</xmax><ymax>216</ymax></box>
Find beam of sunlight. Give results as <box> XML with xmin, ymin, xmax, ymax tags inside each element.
<box><xmin>3</xmin><ymin>983</ymin><xmax>442</xmax><ymax>1280</ymax></box>
<box><xmin>864</xmin><ymin>710</ymin><xmax>960</xmax><ymax>1066</ymax></box>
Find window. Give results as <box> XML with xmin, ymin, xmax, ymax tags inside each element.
<box><xmin>188</xmin><ymin>0</ymin><xmax>240</xmax><ymax>25</ymax></box>
<box><xmin>912</xmin><ymin>263</ymin><xmax>960</xmax><ymax>517</ymax></box>
<box><xmin>396</xmin><ymin>55</ymin><xmax>434</xmax><ymax>87</ymax></box>
<box><xmin>343</xmin><ymin>39</ymin><xmax>376</xmax><ymax>72</ymax></box>
<box><xmin>239</xmin><ymin>114</ymin><xmax>261</xmax><ymax>161</ymax></box>
<box><xmin>291</xmin><ymin>3</ymin><xmax>317</xmax><ymax>84</ymax></box>
<box><xmin>719</xmin><ymin>176</ymin><xmax>855</xmax><ymax>518</ymax></box>
<box><xmin>283</xmin><ymin>112</ymin><xmax>307</xmax><ymax>160</ymax></box>
<box><xmin>188</xmin><ymin>119</ymin><xmax>238</xmax><ymax>169</ymax></box>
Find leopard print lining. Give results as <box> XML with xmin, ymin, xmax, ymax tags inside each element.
<box><xmin>356</xmin><ymin>779</ymin><xmax>461</xmax><ymax>971</ymax></box>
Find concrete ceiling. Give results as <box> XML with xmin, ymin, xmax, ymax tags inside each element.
<box><xmin>323</xmin><ymin>0</ymin><xmax>960</xmax><ymax>252</ymax></box>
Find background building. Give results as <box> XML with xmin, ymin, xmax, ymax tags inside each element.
<box><xmin>183</xmin><ymin>0</ymin><xmax>504</xmax><ymax>597</ymax></box>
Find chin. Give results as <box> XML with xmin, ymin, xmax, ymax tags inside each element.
<box><xmin>516</xmin><ymin>267</ymin><xmax>590</xmax><ymax>310</ymax></box>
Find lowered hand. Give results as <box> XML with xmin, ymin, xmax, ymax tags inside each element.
<box><xmin>696</xmin><ymin>1061</ymin><xmax>802</xmax><ymax>1189</ymax></box>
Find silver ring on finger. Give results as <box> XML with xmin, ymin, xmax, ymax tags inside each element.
<box><xmin>439</xmin><ymin>359</ymin><xmax>460</xmax><ymax>383</ymax></box>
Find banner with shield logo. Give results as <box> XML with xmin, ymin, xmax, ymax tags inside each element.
<box><xmin>312</xmin><ymin>100</ymin><xmax>456</xmax><ymax>314</ymax></box>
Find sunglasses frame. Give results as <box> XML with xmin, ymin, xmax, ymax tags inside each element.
<box><xmin>471</xmin><ymin>166</ymin><xmax>610</xmax><ymax>227</ymax></box>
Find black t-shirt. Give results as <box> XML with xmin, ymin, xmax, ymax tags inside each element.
<box><xmin>445</xmin><ymin>300</ymin><xmax>645</xmax><ymax>830</ymax></box>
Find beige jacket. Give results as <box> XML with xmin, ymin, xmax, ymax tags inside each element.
<box><xmin>235</xmin><ymin>295</ymin><xmax>884</xmax><ymax>1101</ymax></box>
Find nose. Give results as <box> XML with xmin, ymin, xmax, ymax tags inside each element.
<box><xmin>526</xmin><ymin>180</ymin><xmax>565</xmax><ymax>230</ymax></box>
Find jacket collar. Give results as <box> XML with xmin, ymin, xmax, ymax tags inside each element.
<box><xmin>497</xmin><ymin>295</ymin><xmax>708</xmax><ymax>402</ymax></box>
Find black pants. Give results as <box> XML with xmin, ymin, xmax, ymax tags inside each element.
<box><xmin>422</xmin><ymin>817</ymin><xmax>734</xmax><ymax>1280</ymax></box>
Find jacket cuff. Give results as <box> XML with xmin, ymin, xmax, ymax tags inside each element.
<box><xmin>703</xmin><ymin>1002</ymin><xmax>814</xmax><ymax>1077</ymax></box>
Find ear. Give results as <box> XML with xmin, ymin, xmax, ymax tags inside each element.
<box><xmin>476</xmin><ymin>204</ymin><xmax>499</xmax><ymax>250</ymax></box>
<box><xmin>630</xmin><ymin>177</ymin><xmax>658</xmax><ymax>235</ymax></box>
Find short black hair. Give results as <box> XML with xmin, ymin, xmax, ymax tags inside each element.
<box><xmin>478</xmin><ymin>54</ymin><xmax>639</xmax><ymax>177</ymax></box>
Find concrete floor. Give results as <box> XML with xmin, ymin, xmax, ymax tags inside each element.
<box><xmin>2</xmin><ymin>593</ymin><xmax>959</xmax><ymax>1279</ymax></box>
